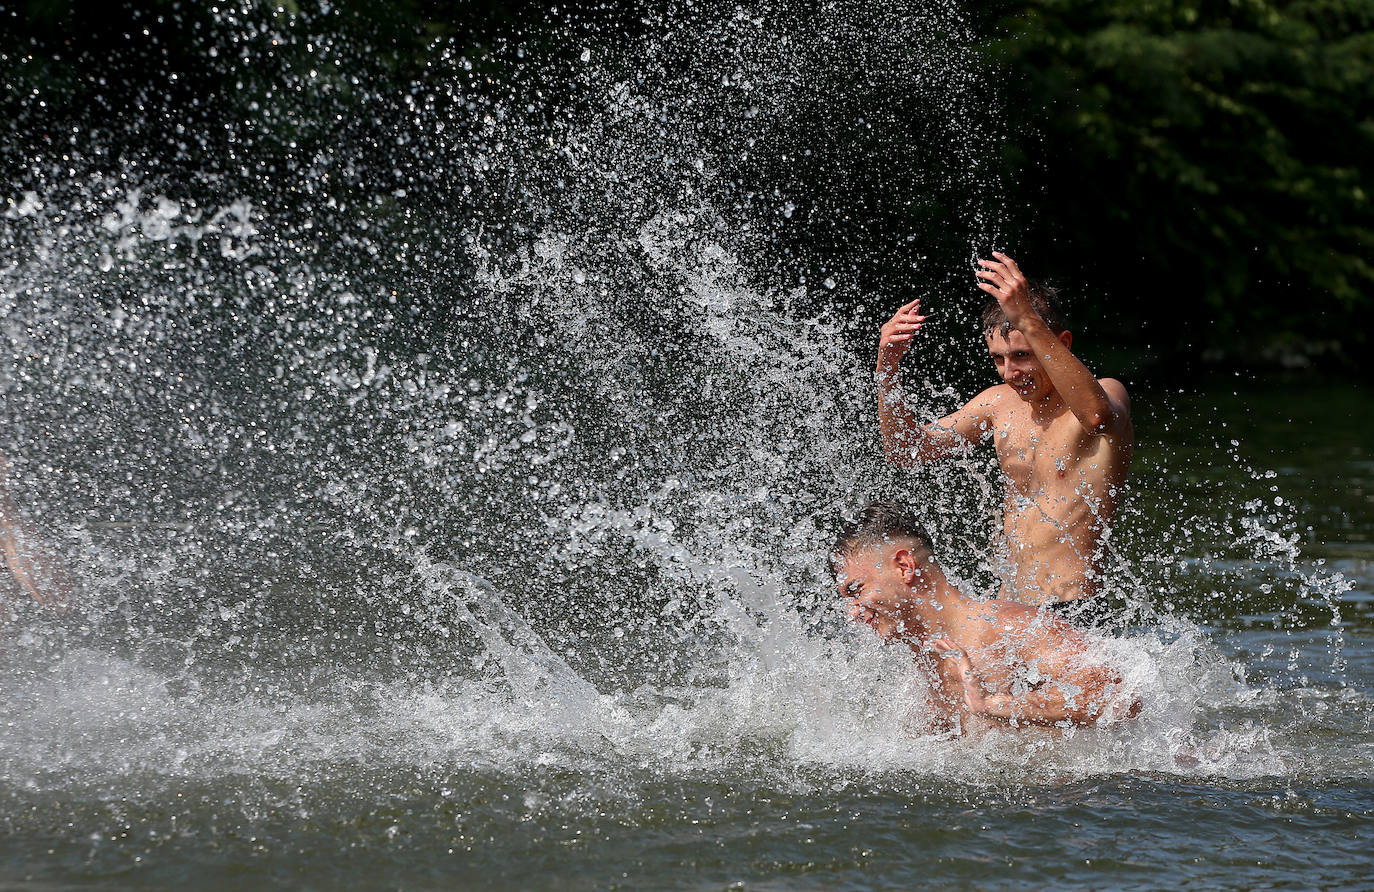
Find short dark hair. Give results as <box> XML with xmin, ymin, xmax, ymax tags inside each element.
<box><xmin>830</xmin><ymin>501</ymin><xmax>934</xmax><ymax>574</ymax></box>
<box><xmin>981</xmin><ymin>281</ymin><xmax>1067</xmax><ymax>337</ymax></box>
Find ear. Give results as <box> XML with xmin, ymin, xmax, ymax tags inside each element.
<box><xmin>892</xmin><ymin>548</ymin><xmax>918</xmax><ymax>582</ymax></box>
<box><xmin>1057</xmin><ymin>329</ymin><xmax>1073</xmax><ymax>351</ymax></box>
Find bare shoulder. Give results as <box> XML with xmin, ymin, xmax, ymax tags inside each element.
<box><xmin>985</xmin><ymin>598</ymin><xmax>1041</xmax><ymax>630</ymax></box>
<box><xmin>961</xmin><ymin>597</ymin><xmax>1043</xmax><ymax>641</ymax></box>
<box><xmin>965</xmin><ymin>384</ymin><xmax>1012</xmax><ymax>420</ymax></box>
<box><xmin>983</xmin><ymin>599</ymin><xmax>1088</xmax><ymax>651</ymax></box>
<box><xmin>973</xmin><ymin>383</ymin><xmax>1011</xmax><ymax>404</ymax></box>
<box><xmin>937</xmin><ymin>384</ymin><xmax>1009</xmax><ymax>439</ymax></box>
<box><xmin>1098</xmin><ymin>378</ymin><xmax>1131</xmax><ymax>412</ymax></box>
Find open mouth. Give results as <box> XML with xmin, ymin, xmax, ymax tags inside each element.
<box><xmin>850</xmin><ymin>606</ymin><xmax>882</xmax><ymax>630</ymax></box>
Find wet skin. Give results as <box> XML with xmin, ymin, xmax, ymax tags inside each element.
<box><xmin>875</xmin><ymin>253</ymin><xmax>1134</xmax><ymax>605</ymax></box>
<box><xmin>0</xmin><ymin>453</ymin><xmax>71</xmax><ymax>618</ymax></box>
<box><xmin>975</xmin><ymin>328</ymin><xmax>1133</xmax><ymax>602</ymax></box>
<box><xmin>834</xmin><ymin>540</ymin><xmax>1136</xmax><ymax>730</ymax></box>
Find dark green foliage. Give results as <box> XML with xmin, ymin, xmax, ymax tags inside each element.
<box><xmin>972</xmin><ymin>0</ymin><xmax>1374</xmax><ymax>369</ymax></box>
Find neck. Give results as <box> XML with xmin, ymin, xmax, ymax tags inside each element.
<box><xmin>894</xmin><ymin>561</ymin><xmax>965</xmax><ymax>648</ymax></box>
<box><xmin>1030</xmin><ymin>387</ymin><xmax>1066</xmax><ymax>422</ymax></box>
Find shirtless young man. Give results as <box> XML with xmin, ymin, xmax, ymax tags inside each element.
<box><xmin>876</xmin><ymin>253</ymin><xmax>1133</xmax><ymax>619</ymax></box>
<box><xmin>832</xmin><ymin>502</ymin><xmax>1138</xmax><ymax>732</ymax></box>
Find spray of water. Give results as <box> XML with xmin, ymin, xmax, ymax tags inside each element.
<box><xmin>0</xmin><ymin>0</ymin><xmax>1362</xmax><ymax>806</ymax></box>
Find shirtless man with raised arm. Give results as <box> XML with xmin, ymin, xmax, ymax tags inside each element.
<box><xmin>832</xmin><ymin>502</ymin><xmax>1139</xmax><ymax>732</ymax></box>
<box><xmin>876</xmin><ymin>253</ymin><xmax>1133</xmax><ymax>618</ymax></box>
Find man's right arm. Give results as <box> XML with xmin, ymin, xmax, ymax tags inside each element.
<box><xmin>877</xmin><ymin>385</ymin><xmax>997</xmax><ymax>468</ymax></box>
<box><xmin>876</xmin><ymin>304</ymin><xmax>997</xmax><ymax>466</ymax></box>
<box><xmin>932</xmin><ymin>621</ymin><xmax>1140</xmax><ymax>727</ymax></box>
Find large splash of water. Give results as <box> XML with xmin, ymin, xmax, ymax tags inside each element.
<box><xmin>0</xmin><ymin>0</ymin><xmax>1360</xmax><ymax>796</ymax></box>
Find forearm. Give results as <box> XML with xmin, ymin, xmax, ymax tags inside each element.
<box><xmin>876</xmin><ymin>368</ymin><xmax>927</xmax><ymax>465</ymax></box>
<box><xmin>878</xmin><ymin>360</ymin><xmax>977</xmax><ymax>466</ymax></box>
<box><xmin>978</xmin><ymin>692</ymin><xmax>1084</xmax><ymax>726</ymax></box>
<box><xmin>0</xmin><ymin>500</ymin><xmax>68</xmax><ymax>608</ymax></box>
<box><xmin>1017</xmin><ymin>320</ymin><xmax>1113</xmax><ymax>433</ymax></box>
<box><xmin>974</xmin><ymin>679</ymin><xmax>1111</xmax><ymax>727</ymax></box>
<box><xmin>0</xmin><ymin>517</ymin><xmax>42</xmax><ymax>603</ymax></box>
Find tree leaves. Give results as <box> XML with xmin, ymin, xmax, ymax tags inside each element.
<box><xmin>979</xmin><ymin>0</ymin><xmax>1374</xmax><ymax>368</ymax></box>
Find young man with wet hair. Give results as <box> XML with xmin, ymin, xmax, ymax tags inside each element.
<box><xmin>831</xmin><ymin>501</ymin><xmax>1138</xmax><ymax>732</ymax></box>
<box><xmin>875</xmin><ymin>253</ymin><xmax>1133</xmax><ymax>625</ymax></box>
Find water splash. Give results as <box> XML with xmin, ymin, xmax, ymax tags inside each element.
<box><xmin>0</xmin><ymin>0</ymin><xmax>1362</xmax><ymax>816</ymax></box>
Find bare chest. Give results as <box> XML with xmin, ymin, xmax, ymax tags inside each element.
<box><xmin>930</xmin><ymin>634</ymin><xmax>1043</xmax><ymax>701</ymax></box>
<box><xmin>990</xmin><ymin>411</ymin><xmax>1122</xmax><ymax>499</ymax></box>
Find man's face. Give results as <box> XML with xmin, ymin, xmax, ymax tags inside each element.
<box><xmin>835</xmin><ymin>545</ymin><xmax>914</xmax><ymax>642</ymax></box>
<box><xmin>986</xmin><ymin>328</ymin><xmax>1056</xmax><ymax>402</ymax></box>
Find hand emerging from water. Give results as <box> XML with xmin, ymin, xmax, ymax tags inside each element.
<box><xmin>976</xmin><ymin>252</ymin><xmax>1040</xmax><ymax>332</ymax></box>
<box><xmin>876</xmin><ymin>299</ymin><xmax>928</xmax><ymax>375</ymax></box>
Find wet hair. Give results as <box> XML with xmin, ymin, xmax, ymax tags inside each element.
<box><xmin>980</xmin><ymin>280</ymin><xmax>1068</xmax><ymax>337</ymax></box>
<box><xmin>829</xmin><ymin>501</ymin><xmax>934</xmax><ymax>574</ymax></box>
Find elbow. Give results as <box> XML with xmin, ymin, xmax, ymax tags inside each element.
<box><xmin>1063</xmin><ymin>703</ymin><xmax>1110</xmax><ymax>726</ymax></box>
<box><xmin>1112</xmin><ymin>676</ymin><xmax>1143</xmax><ymax>721</ymax></box>
<box><xmin>1082</xmin><ymin>406</ymin><xmax>1112</xmax><ymax>436</ymax></box>
<box><xmin>881</xmin><ymin>440</ymin><xmax>923</xmax><ymax>469</ymax></box>
<box><xmin>1064</xmin><ymin>673</ymin><xmax>1134</xmax><ymax>725</ymax></box>
<box><xmin>1080</xmin><ymin>694</ymin><xmax>1140</xmax><ymax>725</ymax></box>
<box><xmin>1063</xmin><ymin>703</ymin><xmax>1103</xmax><ymax>726</ymax></box>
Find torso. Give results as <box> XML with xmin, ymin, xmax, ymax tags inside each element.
<box><xmin>984</xmin><ymin>384</ymin><xmax>1132</xmax><ymax>604</ymax></box>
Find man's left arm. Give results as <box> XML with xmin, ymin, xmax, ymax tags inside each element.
<box><xmin>977</xmin><ymin>253</ymin><xmax>1130</xmax><ymax>437</ymax></box>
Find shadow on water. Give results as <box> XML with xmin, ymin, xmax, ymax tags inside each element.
<box><xmin>1</xmin><ymin>1</ymin><xmax>1371</xmax><ymax>888</ymax></box>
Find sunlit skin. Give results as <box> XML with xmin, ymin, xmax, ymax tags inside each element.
<box><xmin>835</xmin><ymin>537</ymin><xmax>1138</xmax><ymax>732</ymax></box>
<box><xmin>0</xmin><ymin>454</ymin><xmax>71</xmax><ymax>620</ymax></box>
<box><xmin>875</xmin><ymin>253</ymin><xmax>1134</xmax><ymax>605</ymax></box>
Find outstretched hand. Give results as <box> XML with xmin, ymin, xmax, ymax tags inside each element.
<box><xmin>975</xmin><ymin>252</ymin><xmax>1039</xmax><ymax>332</ymax></box>
<box><xmin>876</xmin><ymin>299</ymin><xmax>929</xmax><ymax>371</ymax></box>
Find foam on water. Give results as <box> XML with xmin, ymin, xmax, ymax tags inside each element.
<box><xmin>4</xmin><ymin>554</ymin><xmax>1360</xmax><ymax>794</ymax></box>
<box><xmin>0</xmin><ymin>0</ymin><xmax>1362</xmax><ymax>812</ymax></box>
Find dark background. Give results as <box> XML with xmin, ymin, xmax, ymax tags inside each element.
<box><xmin>4</xmin><ymin>0</ymin><xmax>1371</xmax><ymax>379</ymax></box>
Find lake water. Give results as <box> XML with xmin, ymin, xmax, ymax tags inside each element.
<box><xmin>1</xmin><ymin>368</ymin><xmax>1368</xmax><ymax>891</ymax></box>
<box><xmin>3</xmin><ymin>2</ymin><xmax>1372</xmax><ymax>887</ymax></box>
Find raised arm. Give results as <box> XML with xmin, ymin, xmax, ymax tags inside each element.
<box><xmin>876</xmin><ymin>300</ymin><xmax>996</xmax><ymax>467</ymax></box>
<box><xmin>976</xmin><ymin>253</ymin><xmax>1131</xmax><ymax>437</ymax></box>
